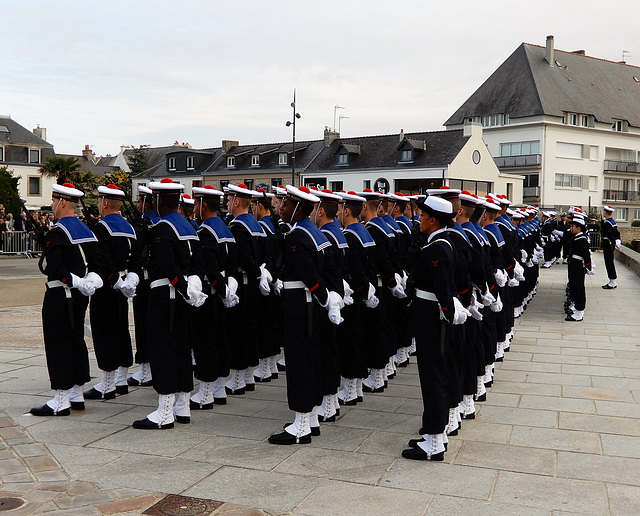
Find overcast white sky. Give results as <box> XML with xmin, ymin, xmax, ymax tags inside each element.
<box><xmin>3</xmin><ymin>0</ymin><xmax>640</xmax><ymax>156</ymax></box>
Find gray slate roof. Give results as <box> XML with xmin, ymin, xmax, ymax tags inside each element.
<box><xmin>445</xmin><ymin>43</ymin><xmax>640</xmax><ymax>127</ymax></box>
<box><xmin>55</xmin><ymin>154</ymin><xmax>120</xmax><ymax>177</ymax></box>
<box><xmin>0</xmin><ymin>117</ymin><xmax>53</xmax><ymax>147</ymax></box>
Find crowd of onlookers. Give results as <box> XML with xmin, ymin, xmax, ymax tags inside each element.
<box><xmin>0</xmin><ymin>203</ymin><xmax>54</xmax><ymax>253</ymax></box>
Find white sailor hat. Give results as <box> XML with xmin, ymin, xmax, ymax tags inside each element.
<box><xmin>512</xmin><ymin>210</ymin><xmax>525</xmax><ymax>219</ymax></box>
<box><xmin>388</xmin><ymin>192</ymin><xmax>408</xmax><ymax>202</ymax></box>
<box><xmin>337</xmin><ymin>191</ymin><xmax>367</xmax><ymax>204</ymax></box>
<box><xmin>603</xmin><ymin>205</ymin><xmax>615</xmax><ymax>213</ymax></box>
<box><xmin>416</xmin><ymin>195</ymin><xmax>454</xmax><ymax>219</ymax></box>
<box><xmin>97</xmin><ymin>183</ymin><xmax>125</xmax><ymax>199</ymax></box>
<box><xmin>52</xmin><ymin>182</ymin><xmax>84</xmax><ymax>201</ymax></box>
<box><xmin>315</xmin><ymin>188</ymin><xmax>343</xmax><ymax>203</ymax></box>
<box><xmin>180</xmin><ymin>194</ymin><xmax>195</xmax><ymax>205</ymax></box>
<box><xmin>138</xmin><ymin>185</ymin><xmax>153</xmax><ymax>196</ymax></box>
<box><xmin>149</xmin><ymin>178</ymin><xmax>184</xmax><ymax>194</ymax></box>
<box><xmin>482</xmin><ymin>196</ymin><xmax>501</xmax><ymax>212</ymax></box>
<box><xmin>273</xmin><ymin>186</ymin><xmax>288</xmax><ymax>198</ymax></box>
<box><xmin>357</xmin><ymin>188</ymin><xmax>382</xmax><ymax>200</ymax></box>
<box><xmin>252</xmin><ymin>188</ymin><xmax>275</xmax><ymax>200</ymax></box>
<box><xmin>285</xmin><ymin>185</ymin><xmax>321</xmax><ymax>203</ymax></box>
<box><xmin>226</xmin><ymin>183</ymin><xmax>256</xmax><ymax>198</ymax></box>
<box><xmin>570</xmin><ymin>214</ymin><xmax>586</xmax><ymax>227</ymax></box>
<box><xmin>506</xmin><ymin>208</ymin><xmax>515</xmax><ymax>216</ymax></box>
<box><xmin>459</xmin><ymin>190</ymin><xmax>481</xmax><ymax>207</ymax></box>
<box><xmin>427</xmin><ymin>186</ymin><xmax>461</xmax><ymax>199</ymax></box>
<box><xmin>493</xmin><ymin>193</ymin><xmax>512</xmax><ymax>206</ymax></box>
<box><xmin>192</xmin><ymin>185</ymin><xmax>224</xmax><ymax>198</ymax></box>
<box><xmin>549</xmin><ymin>211</ymin><xmax>557</xmax><ymax>216</ymax></box>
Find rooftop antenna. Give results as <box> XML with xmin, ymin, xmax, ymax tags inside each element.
<box><xmin>622</xmin><ymin>50</ymin><xmax>630</xmax><ymax>62</ymax></box>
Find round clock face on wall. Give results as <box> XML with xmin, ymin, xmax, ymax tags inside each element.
<box><xmin>472</xmin><ymin>150</ymin><xmax>481</xmax><ymax>164</ymax></box>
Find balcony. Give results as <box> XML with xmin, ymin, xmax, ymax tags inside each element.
<box><xmin>523</xmin><ymin>186</ymin><xmax>540</xmax><ymax>199</ymax></box>
<box><xmin>602</xmin><ymin>190</ymin><xmax>638</xmax><ymax>202</ymax></box>
<box><xmin>494</xmin><ymin>154</ymin><xmax>542</xmax><ymax>168</ymax></box>
<box><xmin>604</xmin><ymin>160</ymin><xmax>640</xmax><ymax>173</ymax></box>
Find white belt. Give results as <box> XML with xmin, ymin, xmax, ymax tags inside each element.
<box><xmin>46</xmin><ymin>280</ymin><xmax>72</xmax><ymax>299</ymax></box>
<box><xmin>415</xmin><ymin>289</ymin><xmax>438</xmax><ymax>302</ymax></box>
<box><xmin>283</xmin><ymin>280</ymin><xmax>307</xmax><ymax>290</ymax></box>
<box><xmin>150</xmin><ymin>278</ymin><xmax>172</xmax><ymax>289</ymax></box>
<box><xmin>377</xmin><ymin>274</ymin><xmax>383</xmax><ymax>287</ymax></box>
<box><xmin>571</xmin><ymin>255</ymin><xmax>584</xmax><ymax>261</ymax></box>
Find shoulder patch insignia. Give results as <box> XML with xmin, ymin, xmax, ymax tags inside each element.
<box><xmin>432</xmin><ymin>260</ymin><xmax>439</xmax><ymax>267</ymax></box>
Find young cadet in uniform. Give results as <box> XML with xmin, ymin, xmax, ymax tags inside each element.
<box><xmin>179</xmin><ymin>194</ymin><xmax>200</xmax><ymax>231</ymax></box>
<box><xmin>402</xmin><ymin>196</ymin><xmax>468</xmax><ymax>461</ymax></box>
<box><xmin>224</xmin><ymin>184</ymin><xmax>271</xmax><ymax>394</ymax></box>
<box><xmin>268</xmin><ymin>185</ymin><xmax>343</xmax><ymax>445</ymax></box>
<box><xmin>312</xmin><ymin>189</ymin><xmax>348</xmax><ymax>422</ymax></box>
<box><xmin>359</xmin><ymin>189</ymin><xmax>407</xmax><ymax>393</ymax></box>
<box><xmin>84</xmin><ymin>184</ymin><xmax>139</xmax><ymax>401</ymax></box>
<box><xmin>271</xmin><ymin>185</ymin><xmax>290</xmax><ymax>374</ymax></box>
<box><xmin>132</xmin><ymin>179</ymin><xmax>207</xmax><ymax>430</ymax></box>
<box><xmin>335</xmin><ymin>191</ymin><xmax>379</xmax><ymax>405</ymax></box>
<box><xmin>190</xmin><ymin>185</ymin><xmax>238</xmax><ymax>409</ymax></box>
<box><xmin>601</xmin><ymin>205</ymin><xmax>622</xmax><ymax>289</ymax></box>
<box><xmin>128</xmin><ymin>185</ymin><xmax>160</xmax><ymax>387</ymax></box>
<box><xmin>565</xmin><ymin>214</ymin><xmax>594</xmax><ymax>322</ymax></box>
<box><xmin>30</xmin><ymin>183</ymin><xmax>104</xmax><ymax>416</ymax></box>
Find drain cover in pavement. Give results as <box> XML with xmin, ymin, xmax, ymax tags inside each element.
<box><xmin>0</xmin><ymin>498</ymin><xmax>26</xmax><ymax>511</ymax></box>
<box><xmin>143</xmin><ymin>494</ymin><xmax>223</xmax><ymax>516</ymax></box>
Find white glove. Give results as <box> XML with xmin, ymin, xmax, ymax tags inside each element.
<box><xmin>272</xmin><ymin>278</ymin><xmax>283</xmax><ymax>296</ymax></box>
<box><xmin>326</xmin><ymin>291</ymin><xmax>344</xmax><ymax>325</ymax></box>
<box><xmin>364</xmin><ymin>283</ymin><xmax>379</xmax><ymax>309</ymax></box>
<box><xmin>401</xmin><ymin>271</ymin><xmax>408</xmax><ymax>290</ymax></box>
<box><xmin>187</xmin><ymin>275</ymin><xmax>202</xmax><ymax>299</ymax></box>
<box><xmin>615</xmin><ymin>239</ymin><xmax>622</xmax><ymax>250</ymax></box>
<box><xmin>85</xmin><ymin>272</ymin><xmax>103</xmax><ymax>290</ymax></box>
<box><xmin>71</xmin><ymin>273</ymin><xmax>86</xmax><ymax>291</ymax></box>
<box><xmin>258</xmin><ymin>263</ymin><xmax>272</xmax><ymax>296</ymax></box>
<box><xmin>453</xmin><ymin>297</ymin><xmax>470</xmax><ymax>325</ymax></box>
<box><xmin>468</xmin><ymin>297</ymin><xmax>483</xmax><ymax>321</ymax></box>
<box><xmin>586</xmin><ymin>269</ymin><xmax>595</xmax><ymax>276</ymax></box>
<box><xmin>521</xmin><ymin>250</ymin><xmax>527</xmax><ymax>262</ymax></box>
<box><xmin>532</xmin><ymin>255</ymin><xmax>539</xmax><ymax>265</ymax></box>
<box><xmin>514</xmin><ymin>261</ymin><xmax>525</xmax><ymax>281</ymax></box>
<box><xmin>222</xmin><ymin>292</ymin><xmax>239</xmax><ymax>308</ymax></box>
<box><xmin>553</xmin><ymin>229</ymin><xmax>564</xmax><ymax>238</ymax></box>
<box><xmin>481</xmin><ymin>290</ymin><xmax>496</xmax><ymax>306</ymax></box>
<box><xmin>508</xmin><ymin>277</ymin><xmax>520</xmax><ymax>287</ymax></box>
<box><xmin>494</xmin><ymin>269</ymin><xmax>507</xmax><ymax>288</ymax></box>
<box><xmin>343</xmin><ymin>279</ymin><xmax>354</xmax><ymax>306</ymax></box>
<box><xmin>187</xmin><ymin>290</ymin><xmax>208</xmax><ymax>308</ymax></box>
<box><xmin>389</xmin><ymin>281</ymin><xmax>407</xmax><ymax>299</ymax></box>
<box><xmin>526</xmin><ymin>259</ymin><xmax>534</xmax><ymax>268</ymax></box>
<box><xmin>490</xmin><ymin>294</ymin><xmax>503</xmax><ymax>313</ymax></box>
<box><xmin>114</xmin><ymin>276</ymin><xmax>136</xmax><ymax>298</ymax></box>
<box><xmin>125</xmin><ymin>272</ymin><xmax>139</xmax><ymax>287</ymax></box>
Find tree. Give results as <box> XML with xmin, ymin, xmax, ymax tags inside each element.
<box><xmin>39</xmin><ymin>156</ymin><xmax>98</xmax><ymax>192</ymax></box>
<box><xmin>100</xmin><ymin>169</ymin><xmax>132</xmax><ymax>196</ymax></box>
<box><xmin>0</xmin><ymin>166</ymin><xmax>22</xmax><ymax>219</ymax></box>
<box><xmin>126</xmin><ymin>145</ymin><xmax>150</xmax><ymax>177</ymax></box>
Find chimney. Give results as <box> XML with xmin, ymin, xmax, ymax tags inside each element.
<box><xmin>222</xmin><ymin>140</ymin><xmax>239</xmax><ymax>153</ymax></box>
<box><xmin>545</xmin><ymin>35</ymin><xmax>555</xmax><ymax>66</ymax></box>
<box><xmin>32</xmin><ymin>125</ymin><xmax>46</xmax><ymax>141</ymax></box>
<box><xmin>82</xmin><ymin>145</ymin><xmax>94</xmax><ymax>162</ymax></box>
<box><xmin>399</xmin><ymin>129</ymin><xmax>405</xmax><ymax>142</ymax></box>
<box><xmin>323</xmin><ymin>127</ymin><xmax>340</xmax><ymax>147</ymax></box>
<box><xmin>463</xmin><ymin>120</ymin><xmax>482</xmax><ymax>137</ymax></box>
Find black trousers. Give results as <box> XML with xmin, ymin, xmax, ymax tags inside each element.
<box><xmin>337</xmin><ymin>299</ymin><xmax>367</xmax><ymax>379</ymax></box>
<box><xmin>445</xmin><ymin>325</ymin><xmax>464</xmax><ymax>408</ymax></box>
<box><xmin>147</xmin><ymin>286</ymin><xmax>194</xmax><ymax>395</ymax></box>
<box><xmin>364</xmin><ymin>286</ymin><xmax>393</xmax><ymax>369</ymax></box>
<box><xmin>191</xmin><ymin>288</ymin><xmax>229</xmax><ymax>382</ymax></box>
<box><xmin>568</xmin><ymin>264</ymin><xmax>586</xmax><ymax>311</ymax></box>
<box><xmin>42</xmin><ymin>287</ymin><xmax>91</xmax><ymax>390</ymax></box>
<box><xmin>132</xmin><ymin>277</ymin><xmax>151</xmax><ymax>364</ymax></box>
<box><xmin>89</xmin><ymin>286</ymin><xmax>133</xmax><ymax>372</ymax></box>
<box><xmin>603</xmin><ymin>241</ymin><xmax>617</xmax><ymax>280</ymax></box>
<box><xmin>226</xmin><ymin>284</ymin><xmax>258</xmax><ymax>370</ymax></box>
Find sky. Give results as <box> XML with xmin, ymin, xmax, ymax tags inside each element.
<box><xmin>3</xmin><ymin>0</ymin><xmax>640</xmax><ymax>157</ymax></box>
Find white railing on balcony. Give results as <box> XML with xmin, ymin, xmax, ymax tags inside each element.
<box><xmin>494</xmin><ymin>154</ymin><xmax>542</xmax><ymax>168</ymax></box>
<box><xmin>603</xmin><ymin>160</ymin><xmax>639</xmax><ymax>173</ymax></box>
<box><xmin>523</xmin><ymin>186</ymin><xmax>540</xmax><ymax>198</ymax></box>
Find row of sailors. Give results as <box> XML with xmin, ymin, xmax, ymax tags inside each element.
<box><xmin>30</xmin><ymin>180</ymin><xmax>544</xmax><ymax>461</ymax></box>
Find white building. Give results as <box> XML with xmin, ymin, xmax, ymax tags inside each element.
<box><xmin>445</xmin><ymin>36</ymin><xmax>640</xmax><ymax>225</ymax></box>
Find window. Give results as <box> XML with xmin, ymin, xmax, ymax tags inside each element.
<box><xmin>0</xmin><ymin>147</ymin><xmax>3</xmax><ymax>161</ymax></box>
<box><xmin>186</xmin><ymin>156</ymin><xmax>194</xmax><ymax>170</ymax></box>
<box><xmin>168</xmin><ymin>157</ymin><xmax>176</xmax><ymax>170</ymax></box>
<box><xmin>337</xmin><ymin>153</ymin><xmax>349</xmax><ymax>166</ymax></box>
<box><xmin>278</xmin><ymin>153</ymin><xmax>288</xmax><ymax>166</ymax></box>
<box><xmin>399</xmin><ymin>149</ymin><xmax>413</xmax><ymax>163</ymax></box>
<box><xmin>244</xmin><ymin>179</ymin><xmax>254</xmax><ymax>189</ymax></box>
<box><xmin>363</xmin><ymin>180</ymin><xmax>371</xmax><ymax>189</ymax></box>
<box><xmin>612</xmin><ymin>120</ymin><xmax>627</xmax><ymax>132</ymax></box>
<box><xmin>227</xmin><ymin>156</ymin><xmax>235</xmax><ymax>168</ymax></box>
<box><xmin>569</xmin><ymin>113</ymin><xmax>578</xmax><ymax>126</ymax></box>
<box><xmin>481</xmin><ymin>113</ymin><xmax>509</xmax><ymax>127</ymax></box>
<box><xmin>29</xmin><ymin>149</ymin><xmax>39</xmax><ymax>164</ymax></box>
<box><xmin>192</xmin><ymin>180</ymin><xmax>202</xmax><ymax>188</ymax></box>
<box><xmin>556</xmin><ymin>142</ymin><xmax>584</xmax><ymax>159</ymax></box>
<box><xmin>28</xmin><ymin>176</ymin><xmax>41</xmax><ymax>196</ymax></box>
<box><xmin>523</xmin><ymin>174</ymin><xmax>539</xmax><ymax>188</ymax></box>
<box><xmin>330</xmin><ymin>181</ymin><xmax>343</xmax><ymax>191</ymax></box>
<box><xmin>581</xmin><ymin>115</ymin><xmax>589</xmax><ymax>127</ymax></box>
<box><xmin>617</xmin><ymin>208</ymin><xmax>628</xmax><ymax>221</ymax></box>
<box><xmin>251</xmin><ymin>155</ymin><xmax>260</xmax><ymax>167</ymax></box>
<box><xmin>500</xmin><ymin>141</ymin><xmax>540</xmax><ymax>157</ymax></box>
<box><xmin>589</xmin><ymin>176</ymin><xmax>597</xmax><ymax>191</ymax></box>
<box><xmin>633</xmin><ymin>209</ymin><xmax>640</xmax><ymax>221</ymax></box>
<box><xmin>555</xmin><ymin>174</ymin><xmax>583</xmax><ymax>188</ymax></box>
<box><xmin>271</xmin><ymin>178</ymin><xmax>282</xmax><ymax>188</ymax></box>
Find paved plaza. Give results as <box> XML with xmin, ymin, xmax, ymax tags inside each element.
<box><xmin>0</xmin><ymin>253</ymin><xmax>639</xmax><ymax>515</ymax></box>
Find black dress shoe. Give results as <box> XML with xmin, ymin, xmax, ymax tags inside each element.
<box><xmin>476</xmin><ymin>393</ymin><xmax>487</xmax><ymax>402</ymax></box>
<box><xmin>245</xmin><ymin>383</ymin><xmax>256</xmax><ymax>391</ymax></box>
<box><xmin>190</xmin><ymin>400</ymin><xmax>214</xmax><ymax>410</ymax></box>
<box><xmin>335</xmin><ymin>408</ymin><xmax>340</xmax><ymax>417</ymax></box>
<box><xmin>447</xmin><ymin>428</ymin><xmax>458</xmax><ymax>436</ymax></box>
<box><xmin>213</xmin><ymin>397</ymin><xmax>227</xmax><ymax>405</ymax></box>
<box><xmin>461</xmin><ymin>411</ymin><xmax>476</xmax><ymax>420</ymax></box>
<box><xmin>271</xmin><ymin>372</ymin><xmax>279</xmax><ymax>379</ymax></box>
<box><xmin>127</xmin><ymin>377</ymin><xmax>153</xmax><ymax>387</ymax></box>
<box><xmin>283</xmin><ymin>423</ymin><xmax>320</xmax><ymax>436</ymax></box>
<box><xmin>225</xmin><ymin>386</ymin><xmax>246</xmax><ymax>395</ymax></box>
<box><xmin>401</xmin><ymin>447</ymin><xmax>444</xmax><ymax>461</ymax></box>
<box><xmin>397</xmin><ymin>360</ymin><xmax>409</xmax><ymax>368</ymax></box>
<box><xmin>408</xmin><ymin>438</ymin><xmax>425</xmax><ymax>448</ymax></box>
<box><xmin>276</xmin><ymin>363</ymin><xmax>286</xmax><ymax>372</ymax></box>
<box><xmin>362</xmin><ymin>384</ymin><xmax>384</xmax><ymax>393</ymax></box>
<box><xmin>495</xmin><ymin>357</ymin><xmax>503</xmax><ymax>362</ymax></box>
<box><xmin>319</xmin><ymin>414</ymin><xmax>336</xmax><ymax>423</ymax></box>
<box><xmin>357</xmin><ymin>396</ymin><xmax>364</xmax><ymax>402</ymax></box>
<box><xmin>132</xmin><ymin>417</ymin><xmax>174</xmax><ymax>430</ymax></box>
<box><xmin>602</xmin><ymin>284</ymin><xmax>617</xmax><ymax>289</ymax></box>
<box><xmin>565</xmin><ymin>316</ymin><xmax>583</xmax><ymax>322</ymax></box>
<box><xmin>338</xmin><ymin>397</ymin><xmax>357</xmax><ymax>406</ymax></box>
<box><xmin>30</xmin><ymin>404</ymin><xmax>70</xmax><ymax>417</ymax></box>
<box><xmin>115</xmin><ymin>385</ymin><xmax>129</xmax><ymax>395</ymax></box>
<box><xmin>70</xmin><ymin>401</ymin><xmax>85</xmax><ymax>410</ymax></box>
<box><xmin>253</xmin><ymin>376</ymin><xmax>271</xmax><ymax>383</ymax></box>
<box><xmin>175</xmin><ymin>415</ymin><xmax>190</xmax><ymax>424</ymax></box>
<box><xmin>268</xmin><ymin>430</ymin><xmax>311</xmax><ymax>445</ymax></box>
<box><xmin>84</xmin><ymin>388</ymin><xmax>116</xmax><ymax>400</ymax></box>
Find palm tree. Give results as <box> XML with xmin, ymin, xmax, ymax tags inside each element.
<box><xmin>39</xmin><ymin>156</ymin><xmax>81</xmax><ymax>185</ymax></box>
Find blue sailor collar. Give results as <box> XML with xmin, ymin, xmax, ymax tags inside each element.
<box><xmin>448</xmin><ymin>221</ymin><xmax>471</xmax><ymax>244</ymax></box>
<box><xmin>483</xmin><ymin>223</ymin><xmax>505</xmax><ymax>246</ymax></box>
<box><xmin>473</xmin><ymin>222</ymin><xmax>489</xmax><ymax>244</ymax></box>
<box><xmin>344</xmin><ymin>222</ymin><xmax>375</xmax><ymax>247</ymax></box>
<box><xmin>461</xmin><ymin>221</ymin><xmax>484</xmax><ymax>246</ymax></box>
<box><xmin>259</xmin><ymin>216</ymin><xmax>275</xmax><ymax>234</ymax></box>
<box><xmin>230</xmin><ymin>213</ymin><xmax>266</xmax><ymax>237</ymax></box>
<box><xmin>292</xmin><ymin>218</ymin><xmax>332</xmax><ymax>251</ymax></box>
<box><xmin>143</xmin><ymin>212</ymin><xmax>160</xmax><ymax>224</ymax></box>
<box><xmin>496</xmin><ymin>214</ymin><xmax>515</xmax><ymax>230</ymax></box>
<box><xmin>395</xmin><ymin>215</ymin><xmax>412</xmax><ymax>231</ymax></box>
<box><xmin>366</xmin><ymin>216</ymin><xmax>395</xmax><ymax>237</ymax></box>
<box><xmin>98</xmin><ymin>213</ymin><xmax>136</xmax><ymax>239</ymax></box>
<box><xmin>605</xmin><ymin>217</ymin><xmax>617</xmax><ymax>227</ymax></box>
<box><xmin>381</xmin><ymin>214</ymin><xmax>403</xmax><ymax>234</ymax></box>
<box><xmin>199</xmin><ymin>216</ymin><xmax>235</xmax><ymax>243</ymax></box>
<box><xmin>159</xmin><ymin>211</ymin><xmax>199</xmax><ymax>241</ymax></box>
<box><xmin>55</xmin><ymin>216</ymin><xmax>98</xmax><ymax>244</ymax></box>
<box><xmin>321</xmin><ymin>220</ymin><xmax>348</xmax><ymax>249</ymax></box>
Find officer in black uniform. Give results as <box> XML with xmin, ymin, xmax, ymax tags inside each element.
<box><xmin>30</xmin><ymin>183</ymin><xmax>104</xmax><ymax>416</ymax></box>
<box><xmin>601</xmin><ymin>205</ymin><xmax>621</xmax><ymax>289</ymax></box>
<box><xmin>132</xmin><ymin>179</ymin><xmax>207</xmax><ymax>430</ymax></box>
<box><xmin>566</xmin><ymin>214</ymin><xmax>594</xmax><ymax>322</ymax></box>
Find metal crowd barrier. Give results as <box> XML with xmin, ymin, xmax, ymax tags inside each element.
<box><xmin>0</xmin><ymin>231</ymin><xmax>43</xmax><ymax>257</ymax></box>
<box><xmin>587</xmin><ymin>229</ymin><xmax>601</xmax><ymax>251</ymax></box>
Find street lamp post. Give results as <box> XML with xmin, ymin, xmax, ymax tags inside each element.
<box><xmin>286</xmin><ymin>89</ymin><xmax>301</xmax><ymax>186</ymax></box>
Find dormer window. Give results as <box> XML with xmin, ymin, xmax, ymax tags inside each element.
<box><xmin>29</xmin><ymin>149</ymin><xmax>40</xmax><ymax>164</ymax></box>
<box><xmin>278</xmin><ymin>153</ymin><xmax>288</xmax><ymax>166</ymax></box>
<box><xmin>612</xmin><ymin>119</ymin><xmax>628</xmax><ymax>132</ymax></box>
<box><xmin>168</xmin><ymin>157</ymin><xmax>176</xmax><ymax>170</ymax></box>
<box><xmin>251</xmin><ymin>155</ymin><xmax>260</xmax><ymax>167</ymax></box>
<box><xmin>399</xmin><ymin>149</ymin><xmax>413</xmax><ymax>162</ymax></box>
<box><xmin>186</xmin><ymin>156</ymin><xmax>194</xmax><ymax>170</ymax></box>
<box><xmin>227</xmin><ymin>156</ymin><xmax>236</xmax><ymax>168</ymax></box>
<box><xmin>337</xmin><ymin>153</ymin><xmax>349</xmax><ymax>166</ymax></box>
